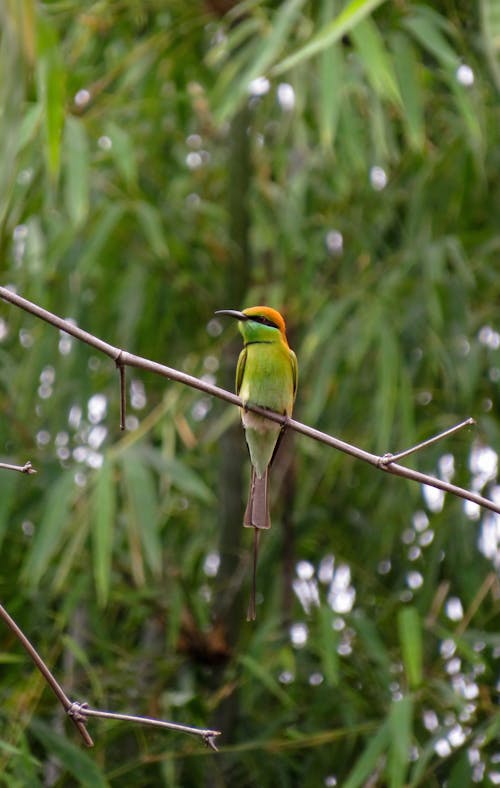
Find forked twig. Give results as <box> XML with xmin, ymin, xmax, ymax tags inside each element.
<box><xmin>0</xmin><ymin>285</ymin><xmax>498</xmax><ymax>515</ymax></box>
<box><xmin>67</xmin><ymin>703</ymin><xmax>220</xmax><ymax>751</ymax></box>
<box><xmin>0</xmin><ymin>602</ymin><xmax>220</xmax><ymax>749</ymax></box>
<box><xmin>0</xmin><ymin>460</ymin><xmax>37</xmax><ymax>474</ymax></box>
<box><xmin>379</xmin><ymin>418</ymin><xmax>475</xmax><ymax>466</ymax></box>
<box><xmin>0</xmin><ymin>602</ymin><xmax>93</xmax><ymax>747</ymax></box>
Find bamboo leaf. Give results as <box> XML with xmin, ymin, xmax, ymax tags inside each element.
<box><xmin>22</xmin><ymin>472</ymin><xmax>75</xmax><ymax>586</ymax></box>
<box><xmin>343</xmin><ymin>718</ymin><xmax>391</xmax><ymax>788</ymax></box>
<box><xmin>134</xmin><ymin>201</ymin><xmax>169</xmax><ymax>258</ymax></box>
<box><xmin>350</xmin><ymin>17</ymin><xmax>401</xmax><ymax>105</ymax></box>
<box><xmin>374</xmin><ymin>326</ymin><xmax>399</xmax><ymax>452</ymax></box>
<box><xmin>388</xmin><ymin>696</ymin><xmax>413</xmax><ymax>788</ymax></box>
<box><xmin>403</xmin><ymin>7</ymin><xmax>459</xmax><ymax>69</ymax></box>
<box><xmin>391</xmin><ymin>33</ymin><xmax>425</xmax><ymax>151</ymax></box>
<box><xmin>448</xmin><ymin>751</ymin><xmax>472</xmax><ymax>788</ymax></box>
<box><xmin>352</xmin><ymin>613</ymin><xmax>392</xmax><ymax>676</ymax></box>
<box><xmin>91</xmin><ymin>458</ymin><xmax>116</xmax><ymax>606</ymax></box>
<box><xmin>35</xmin><ymin>16</ymin><xmax>65</xmax><ymax>179</ymax></box>
<box><xmin>121</xmin><ymin>453</ymin><xmax>161</xmax><ymax>580</ymax></box>
<box><xmin>214</xmin><ymin>0</ymin><xmax>306</xmax><ymax>121</ymax></box>
<box><xmin>107</xmin><ymin>122</ymin><xmax>138</xmax><ymax>189</ymax></box>
<box><xmin>144</xmin><ymin>449</ymin><xmax>214</xmax><ymax>503</ymax></box>
<box><xmin>273</xmin><ymin>0</ymin><xmax>389</xmax><ymax>75</ymax></box>
<box><xmin>318</xmin><ymin>0</ymin><xmax>344</xmax><ymax>147</ymax></box>
<box><xmin>398</xmin><ymin>606</ymin><xmax>423</xmax><ymax>689</ymax></box>
<box><xmin>481</xmin><ymin>0</ymin><xmax>500</xmax><ymax>90</ymax></box>
<box><xmin>30</xmin><ymin>719</ymin><xmax>109</xmax><ymax>788</ymax></box>
<box><xmin>0</xmin><ymin>472</ymin><xmax>18</xmax><ymax>551</ymax></box>
<box><xmin>64</xmin><ymin>116</ymin><xmax>89</xmax><ymax>228</ymax></box>
<box><xmin>79</xmin><ymin>204</ymin><xmax>125</xmax><ymax>273</ymax></box>
<box><xmin>239</xmin><ymin>654</ymin><xmax>294</xmax><ymax>708</ymax></box>
<box><xmin>316</xmin><ymin>604</ymin><xmax>340</xmax><ymax>686</ymax></box>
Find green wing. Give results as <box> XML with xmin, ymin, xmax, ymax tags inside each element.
<box><xmin>290</xmin><ymin>348</ymin><xmax>298</xmax><ymax>401</ymax></box>
<box><xmin>235</xmin><ymin>347</ymin><xmax>247</xmax><ymax>395</ymax></box>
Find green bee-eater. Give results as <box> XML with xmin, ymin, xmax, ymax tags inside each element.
<box><xmin>215</xmin><ymin>306</ymin><xmax>298</xmax><ymax>620</ymax></box>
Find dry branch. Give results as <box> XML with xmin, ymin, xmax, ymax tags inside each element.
<box><xmin>0</xmin><ymin>460</ymin><xmax>37</xmax><ymax>474</ymax></box>
<box><xmin>0</xmin><ymin>602</ymin><xmax>220</xmax><ymax>749</ymax></box>
<box><xmin>1</xmin><ymin>285</ymin><xmax>497</xmax><ymax>515</ymax></box>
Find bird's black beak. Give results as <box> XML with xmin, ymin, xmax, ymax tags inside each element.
<box><xmin>214</xmin><ymin>309</ymin><xmax>248</xmax><ymax>321</ymax></box>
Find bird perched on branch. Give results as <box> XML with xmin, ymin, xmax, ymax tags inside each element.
<box><xmin>215</xmin><ymin>306</ymin><xmax>298</xmax><ymax>620</ymax></box>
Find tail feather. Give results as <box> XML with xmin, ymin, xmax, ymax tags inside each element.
<box><xmin>244</xmin><ymin>467</ymin><xmax>271</xmax><ymax>530</ymax></box>
<box><xmin>246</xmin><ymin>528</ymin><xmax>260</xmax><ymax>621</ymax></box>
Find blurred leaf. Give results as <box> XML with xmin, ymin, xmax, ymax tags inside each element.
<box><xmin>448</xmin><ymin>751</ymin><xmax>472</xmax><ymax>788</ymax></box>
<box><xmin>343</xmin><ymin>718</ymin><xmax>391</xmax><ymax>788</ymax></box>
<box><xmin>0</xmin><ymin>729</ymin><xmax>41</xmax><ymax>787</ymax></box>
<box><xmin>121</xmin><ymin>453</ymin><xmax>161</xmax><ymax>580</ymax></box>
<box><xmin>273</xmin><ymin>0</ymin><xmax>389</xmax><ymax>74</ymax></box>
<box><xmin>133</xmin><ymin>201</ymin><xmax>169</xmax><ymax>258</ymax></box>
<box><xmin>205</xmin><ymin>16</ymin><xmax>262</xmax><ymax>69</ymax></box>
<box><xmin>481</xmin><ymin>0</ymin><xmax>500</xmax><ymax>90</ymax></box>
<box><xmin>17</xmin><ymin>103</ymin><xmax>42</xmax><ymax>152</ymax></box>
<box><xmin>316</xmin><ymin>604</ymin><xmax>340</xmax><ymax>686</ymax></box>
<box><xmin>318</xmin><ymin>0</ymin><xmax>344</xmax><ymax>148</ymax></box>
<box><xmin>388</xmin><ymin>696</ymin><xmax>413</xmax><ymax>788</ymax></box>
<box><xmin>0</xmin><ymin>472</ymin><xmax>18</xmax><ymax>551</ymax></box>
<box><xmin>351</xmin><ymin>17</ymin><xmax>401</xmax><ymax>105</ymax></box>
<box><xmin>35</xmin><ymin>16</ymin><xmax>65</xmax><ymax>179</ymax></box>
<box><xmin>63</xmin><ymin>116</ymin><xmax>89</xmax><ymax>228</ymax></box>
<box><xmin>106</xmin><ymin>122</ymin><xmax>138</xmax><ymax>189</ymax></box>
<box><xmin>214</xmin><ymin>0</ymin><xmax>306</xmax><ymax>121</ymax></box>
<box><xmin>374</xmin><ymin>325</ymin><xmax>399</xmax><ymax>451</ymax></box>
<box><xmin>91</xmin><ymin>458</ymin><xmax>116</xmax><ymax>606</ymax></box>
<box><xmin>29</xmin><ymin>719</ymin><xmax>109</xmax><ymax>788</ymax></box>
<box><xmin>402</xmin><ymin>7</ymin><xmax>459</xmax><ymax>69</ymax></box>
<box><xmin>352</xmin><ymin>613</ymin><xmax>392</xmax><ymax>676</ymax></box>
<box><xmin>239</xmin><ymin>654</ymin><xmax>294</xmax><ymax>708</ymax></box>
<box><xmin>22</xmin><ymin>472</ymin><xmax>75</xmax><ymax>586</ymax></box>
<box><xmin>144</xmin><ymin>450</ymin><xmax>214</xmax><ymax>503</ymax></box>
<box><xmin>79</xmin><ymin>203</ymin><xmax>126</xmax><ymax>273</ymax></box>
<box><xmin>398</xmin><ymin>606</ymin><xmax>423</xmax><ymax>689</ymax></box>
<box><xmin>391</xmin><ymin>33</ymin><xmax>425</xmax><ymax>150</ymax></box>
<box><xmin>448</xmin><ymin>79</ymin><xmax>483</xmax><ymax>155</ymax></box>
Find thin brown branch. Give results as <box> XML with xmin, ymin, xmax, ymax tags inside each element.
<box><xmin>1</xmin><ymin>285</ymin><xmax>498</xmax><ymax>515</ymax></box>
<box><xmin>0</xmin><ymin>460</ymin><xmax>37</xmax><ymax>474</ymax></box>
<box><xmin>0</xmin><ymin>602</ymin><xmax>94</xmax><ymax>747</ymax></box>
<box><xmin>67</xmin><ymin>702</ymin><xmax>220</xmax><ymax>751</ymax></box>
<box><xmin>116</xmin><ymin>353</ymin><xmax>127</xmax><ymax>431</ymax></box>
<box><xmin>380</xmin><ymin>418</ymin><xmax>475</xmax><ymax>465</ymax></box>
<box><xmin>0</xmin><ymin>602</ymin><xmax>220</xmax><ymax>750</ymax></box>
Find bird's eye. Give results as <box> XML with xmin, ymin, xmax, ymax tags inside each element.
<box><xmin>254</xmin><ymin>316</ymin><xmax>278</xmax><ymax>328</ymax></box>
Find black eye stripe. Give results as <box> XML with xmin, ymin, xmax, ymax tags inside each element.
<box><xmin>251</xmin><ymin>316</ymin><xmax>278</xmax><ymax>328</ymax></box>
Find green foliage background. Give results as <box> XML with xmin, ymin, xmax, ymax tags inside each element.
<box><xmin>0</xmin><ymin>1</ymin><xmax>499</xmax><ymax>785</ymax></box>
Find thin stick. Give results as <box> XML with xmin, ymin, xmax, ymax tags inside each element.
<box><xmin>67</xmin><ymin>703</ymin><xmax>220</xmax><ymax>751</ymax></box>
<box><xmin>379</xmin><ymin>418</ymin><xmax>475</xmax><ymax>465</ymax></box>
<box><xmin>1</xmin><ymin>286</ymin><xmax>498</xmax><ymax>516</ymax></box>
<box><xmin>453</xmin><ymin>572</ymin><xmax>499</xmax><ymax>637</ymax></box>
<box><xmin>0</xmin><ymin>603</ymin><xmax>94</xmax><ymax>747</ymax></box>
<box><xmin>116</xmin><ymin>354</ymin><xmax>127</xmax><ymax>431</ymax></box>
<box><xmin>246</xmin><ymin>529</ymin><xmax>259</xmax><ymax>622</ymax></box>
<box><xmin>0</xmin><ymin>460</ymin><xmax>37</xmax><ymax>475</ymax></box>
<box><xmin>0</xmin><ymin>602</ymin><xmax>221</xmax><ymax>750</ymax></box>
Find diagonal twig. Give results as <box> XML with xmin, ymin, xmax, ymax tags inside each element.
<box><xmin>0</xmin><ymin>460</ymin><xmax>37</xmax><ymax>474</ymax></box>
<box><xmin>0</xmin><ymin>602</ymin><xmax>94</xmax><ymax>747</ymax></box>
<box><xmin>0</xmin><ymin>602</ymin><xmax>221</xmax><ymax>750</ymax></box>
<box><xmin>379</xmin><ymin>418</ymin><xmax>476</xmax><ymax>465</ymax></box>
<box><xmin>67</xmin><ymin>702</ymin><xmax>220</xmax><ymax>751</ymax></box>
<box><xmin>1</xmin><ymin>285</ymin><xmax>498</xmax><ymax>515</ymax></box>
